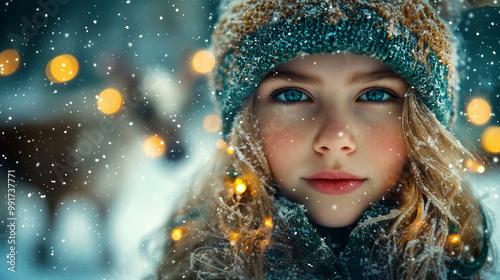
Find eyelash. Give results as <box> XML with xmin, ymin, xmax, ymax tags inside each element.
<box><xmin>268</xmin><ymin>87</ymin><xmax>313</xmax><ymax>106</ymax></box>
<box><xmin>267</xmin><ymin>86</ymin><xmax>401</xmax><ymax>106</ymax></box>
<box><xmin>357</xmin><ymin>87</ymin><xmax>401</xmax><ymax>105</ymax></box>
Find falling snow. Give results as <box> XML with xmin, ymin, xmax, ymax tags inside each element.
<box><xmin>0</xmin><ymin>1</ymin><xmax>499</xmax><ymax>279</ymax></box>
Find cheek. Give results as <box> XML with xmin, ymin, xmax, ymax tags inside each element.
<box><xmin>372</xmin><ymin>131</ymin><xmax>406</xmax><ymax>156</ymax></box>
<box><xmin>364</xmin><ymin>115</ymin><xmax>407</xmax><ymax>156</ymax></box>
<box><xmin>364</xmin><ymin>125</ymin><xmax>408</xmax><ymax>180</ymax></box>
<box><xmin>259</xmin><ymin>121</ymin><xmax>306</xmax><ymax>177</ymax></box>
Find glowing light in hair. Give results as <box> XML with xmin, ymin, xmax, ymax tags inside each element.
<box><xmin>97</xmin><ymin>88</ymin><xmax>123</xmax><ymax>114</ymax></box>
<box><xmin>192</xmin><ymin>50</ymin><xmax>215</xmax><ymax>74</ymax></box>
<box><xmin>0</xmin><ymin>49</ymin><xmax>20</xmax><ymax>76</ymax></box>
<box><xmin>234</xmin><ymin>177</ymin><xmax>247</xmax><ymax>195</ymax></box>
<box><xmin>466</xmin><ymin>98</ymin><xmax>491</xmax><ymax>125</ymax></box>
<box><xmin>46</xmin><ymin>54</ymin><xmax>79</xmax><ymax>83</ymax></box>
<box><xmin>265</xmin><ymin>218</ymin><xmax>273</xmax><ymax>228</ymax></box>
<box><xmin>144</xmin><ymin>135</ymin><xmax>166</xmax><ymax>157</ymax></box>
<box><xmin>465</xmin><ymin>159</ymin><xmax>486</xmax><ymax>173</ymax></box>
<box><xmin>481</xmin><ymin>126</ymin><xmax>500</xmax><ymax>154</ymax></box>
<box><xmin>171</xmin><ymin>227</ymin><xmax>183</xmax><ymax>241</ymax></box>
<box><xmin>448</xmin><ymin>234</ymin><xmax>461</xmax><ymax>245</ymax></box>
<box><xmin>203</xmin><ymin>114</ymin><xmax>222</xmax><ymax>132</ymax></box>
<box><xmin>229</xmin><ymin>232</ymin><xmax>240</xmax><ymax>243</ymax></box>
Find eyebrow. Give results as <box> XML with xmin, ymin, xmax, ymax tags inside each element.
<box><xmin>260</xmin><ymin>70</ymin><xmax>323</xmax><ymax>86</ymax></box>
<box><xmin>260</xmin><ymin>68</ymin><xmax>406</xmax><ymax>87</ymax></box>
<box><xmin>346</xmin><ymin>70</ymin><xmax>405</xmax><ymax>86</ymax></box>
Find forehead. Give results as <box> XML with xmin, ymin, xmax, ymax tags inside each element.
<box><xmin>260</xmin><ymin>52</ymin><xmax>406</xmax><ymax>88</ymax></box>
<box><xmin>274</xmin><ymin>53</ymin><xmax>391</xmax><ymax>72</ymax></box>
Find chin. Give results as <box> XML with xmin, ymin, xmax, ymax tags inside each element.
<box><xmin>308</xmin><ymin>206</ymin><xmax>364</xmax><ymax>228</ymax></box>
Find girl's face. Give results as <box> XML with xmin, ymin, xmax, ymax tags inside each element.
<box><xmin>254</xmin><ymin>53</ymin><xmax>408</xmax><ymax>227</ymax></box>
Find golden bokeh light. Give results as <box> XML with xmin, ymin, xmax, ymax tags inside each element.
<box><xmin>192</xmin><ymin>50</ymin><xmax>215</xmax><ymax>74</ymax></box>
<box><xmin>203</xmin><ymin>114</ymin><xmax>222</xmax><ymax>132</ymax></box>
<box><xmin>216</xmin><ymin>139</ymin><xmax>227</xmax><ymax>149</ymax></box>
<box><xmin>226</xmin><ymin>146</ymin><xmax>235</xmax><ymax>155</ymax></box>
<box><xmin>265</xmin><ymin>217</ymin><xmax>273</xmax><ymax>228</ymax></box>
<box><xmin>97</xmin><ymin>88</ymin><xmax>123</xmax><ymax>115</ymax></box>
<box><xmin>229</xmin><ymin>232</ymin><xmax>240</xmax><ymax>243</ymax></box>
<box><xmin>466</xmin><ymin>98</ymin><xmax>491</xmax><ymax>125</ymax></box>
<box><xmin>234</xmin><ymin>177</ymin><xmax>247</xmax><ymax>195</ymax></box>
<box><xmin>481</xmin><ymin>126</ymin><xmax>500</xmax><ymax>154</ymax></box>
<box><xmin>465</xmin><ymin>159</ymin><xmax>486</xmax><ymax>173</ymax></box>
<box><xmin>465</xmin><ymin>159</ymin><xmax>474</xmax><ymax>169</ymax></box>
<box><xmin>0</xmin><ymin>49</ymin><xmax>21</xmax><ymax>76</ymax></box>
<box><xmin>477</xmin><ymin>165</ymin><xmax>485</xmax><ymax>174</ymax></box>
<box><xmin>448</xmin><ymin>234</ymin><xmax>461</xmax><ymax>245</ymax></box>
<box><xmin>171</xmin><ymin>228</ymin><xmax>183</xmax><ymax>241</ymax></box>
<box><xmin>144</xmin><ymin>135</ymin><xmax>166</xmax><ymax>157</ymax></box>
<box><xmin>46</xmin><ymin>54</ymin><xmax>79</xmax><ymax>83</ymax></box>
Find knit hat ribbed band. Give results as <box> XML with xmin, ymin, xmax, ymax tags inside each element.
<box><xmin>211</xmin><ymin>0</ymin><xmax>459</xmax><ymax>139</ymax></box>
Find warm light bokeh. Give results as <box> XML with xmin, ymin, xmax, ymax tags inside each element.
<box><xmin>448</xmin><ymin>234</ymin><xmax>461</xmax><ymax>245</ymax></box>
<box><xmin>46</xmin><ymin>54</ymin><xmax>79</xmax><ymax>83</ymax></box>
<box><xmin>0</xmin><ymin>49</ymin><xmax>21</xmax><ymax>76</ymax></box>
<box><xmin>203</xmin><ymin>114</ymin><xmax>222</xmax><ymax>132</ymax></box>
<box><xmin>265</xmin><ymin>218</ymin><xmax>273</xmax><ymax>228</ymax></box>
<box><xmin>143</xmin><ymin>135</ymin><xmax>166</xmax><ymax>157</ymax></box>
<box><xmin>234</xmin><ymin>177</ymin><xmax>247</xmax><ymax>195</ymax></box>
<box><xmin>477</xmin><ymin>165</ymin><xmax>485</xmax><ymax>174</ymax></box>
<box><xmin>465</xmin><ymin>159</ymin><xmax>486</xmax><ymax>173</ymax></box>
<box><xmin>171</xmin><ymin>228</ymin><xmax>183</xmax><ymax>241</ymax></box>
<box><xmin>229</xmin><ymin>232</ymin><xmax>240</xmax><ymax>242</ymax></box>
<box><xmin>466</xmin><ymin>98</ymin><xmax>491</xmax><ymax>125</ymax></box>
<box><xmin>192</xmin><ymin>50</ymin><xmax>215</xmax><ymax>74</ymax></box>
<box><xmin>97</xmin><ymin>88</ymin><xmax>123</xmax><ymax>115</ymax></box>
<box><xmin>216</xmin><ymin>139</ymin><xmax>227</xmax><ymax>149</ymax></box>
<box><xmin>481</xmin><ymin>126</ymin><xmax>500</xmax><ymax>154</ymax></box>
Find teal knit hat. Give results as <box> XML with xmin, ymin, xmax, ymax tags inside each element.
<box><xmin>211</xmin><ymin>0</ymin><xmax>459</xmax><ymax>139</ymax></box>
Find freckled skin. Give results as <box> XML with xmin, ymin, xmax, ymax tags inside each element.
<box><xmin>254</xmin><ymin>53</ymin><xmax>409</xmax><ymax>227</ymax></box>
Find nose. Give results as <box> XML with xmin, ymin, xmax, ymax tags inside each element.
<box><xmin>313</xmin><ymin>118</ymin><xmax>357</xmax><ymax>155</ymax></box>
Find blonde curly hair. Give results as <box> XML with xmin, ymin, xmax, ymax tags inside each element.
<box><xmin>148</xmin><ymin>88</ymin><xmax>487</xmax><ymax>280</ymax></box>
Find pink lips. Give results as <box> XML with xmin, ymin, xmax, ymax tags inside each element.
<box><xmin>303</xmin><ymin>171</ymin><xmax>366</xmax><ymax>195</ymax></box>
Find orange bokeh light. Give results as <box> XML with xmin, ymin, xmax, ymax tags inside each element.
<box><xmin>448</xmin><ymin>234</ymin><xmax>461</xmax><ymax>245</ymax></box>
<box><xmin>97</xmin><ymin>88</ymin><xmax>123</xmax><ymax>115</ymax></box>
<box><xmin>481</xmin><ymin>126</ymin><xmax>500</xmax><ymax>154</ymax></box>
<box><xmin>192</xmin><ymin>50</ymin><xmax>215</xmax><ymax>74</ymax></box>
<box><xmin>144</xmin><ymin>135</ymin><xmax>166</xmax><ymax>157</ymax></box>
<box><xmin>216</xmin><ymin>139</ymin><xmax>227</xmax><ymax>149</ymax></box>
<box><xmin>466</xmin><ymin>98</ymin><xmax>491</xmax><ymax>125</ymax></box>
<box><xmin>203</xmin><ymin>114</ymin><xmax>222</xmax><ymax>132</ymax></box>
<box><xmin>46</xmin><ymin>54</ymin><xmax>79</xmax><ymax>83</ymax></box>
<box><xmin>0</xmin><ymin>49</ymin><xmax>21</xmax><ymax>76</ymax></box>
<box><xmin>171</xmin><ymin>228</ymin><xmax>183</xmax><ymax>241</ymax></box>
<box><xmin>234</xmin><ymin>177</ymin><xmax>247</xmax><ymax>195</ymax></box>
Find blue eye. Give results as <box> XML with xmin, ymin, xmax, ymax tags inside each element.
<box><xmin>358</xmin><ymin>89</ymin><xmax>394</xmax><ymax>102</ymax></box>
<box><xmin>271</xmin><ymin>88</ymin><xmax>310</xmax><ymax>103</ymax></box>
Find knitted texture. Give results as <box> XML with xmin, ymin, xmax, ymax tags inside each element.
<box><xmin>210</xmin><ymin>0</ymin><xmax>459</xmax><ymax>138</ymax></box>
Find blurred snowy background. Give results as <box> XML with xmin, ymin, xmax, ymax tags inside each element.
<box><xmin>0</xmin><ymin>1</ymin><xmax>498</xmax><ymax>279</ymax></box>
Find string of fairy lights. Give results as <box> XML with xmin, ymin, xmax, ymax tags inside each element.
<box><xmin>167</xmin><ymin>145</ymin><xmax>465</xmax><ymax>249</ymax></box>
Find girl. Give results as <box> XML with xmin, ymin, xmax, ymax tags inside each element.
<box><xmin>150</xmin><ymin>0</ymin><xmax>491</xmax><ymax>279</ymax></box>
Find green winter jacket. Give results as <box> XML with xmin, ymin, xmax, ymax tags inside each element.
<box><xmin>263</xmin><ymin>196</ymin><xmax>489</xmax><ymax>280</ymax></box>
